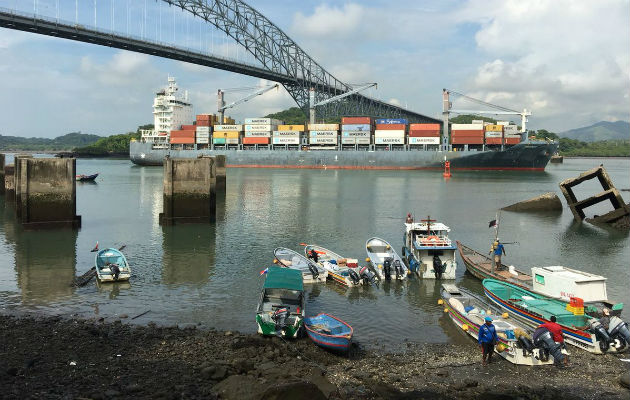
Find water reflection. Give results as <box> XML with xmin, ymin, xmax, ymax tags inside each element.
<box><xmin>161</xmin><ymin>224</ymin><xmax>216</xmax><ymax>286</ymax></box>
<box><xmin>96</xmin><ymin>280</ymin><xmax>131</xmax><ymax>300</ymax></box>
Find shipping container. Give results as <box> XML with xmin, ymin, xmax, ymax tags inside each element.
<box><xmin>374</xmin><ymin>130</ymin><xmax>405</xmax><ymax>138</ymax></box>
<box><xmin>273</xmin><ymin>131</ymin><xmax>301</xmax><ymax>137</ymax></box>
<box><xmin>451</xmin><ymin>137</ymin><xmax>484</xmax><ymax>145</ymax></box>
<box><xmin>496</xmin><ymin>121</ymin><xmax>510</xmax><ymax>126</ymax></box>
<box><xmin>226</xmin><ymin>138</ymin><xmax>239</xmax><ymax>145</ymax></box>
<box><xmin>223</xmin><ymin>116</ymin><xmax>236</xmax><ymax>124</ymax></box>
<box><xmin>196</xmin><ymin>126</ymin><xmax>211</xmax><ymax>132</ymax></box>
<box><xmin>225</xmin><ymin>131</ymin><xmax>239</xmax><ymax>139</ymax></box>
<box><xmin>272</xmin><ymin>137</ymin><xmax>300</xmax><ymax>145</ymax></box>
<box><xmin>244</xmin><ymin>131</ymin><xmax>271</xmax><ymax>137</ymax></box>
<box><xmin>213</xmin><ymin>132</ymin><xmax>227</xmax><ymax>139</ymax></box>
<box><xmin>375</xmin><ymin>118</ymin><xmax>408</xmax><ymax>125</ymax></box>
<box><xmin>356</xmin><ymin>137</ymin><xmax>371</xmax><ymax>145</ymax></box>
<box><xmin>471</xmin><ymin>120</ymin><xmax>485</xmax><ymax>125</ymax></box>
<box><xmin>375</xmin><ymin>123</ymin><xmax>406</xmax><ymax>131</ymax></box>
<box><xmin>195</xmin><ymin>133</ymin><xmax>210</xmax><ymax>139</ymax></box>
<box><xmin>309</xmin><ymin>137</ymin><xmax>337</xmax><ymax>144</ymax></box>
<box><xmin>451</xmin><ymin>123</ymin><xmax>484</xmax><ymax>130</ymax></box>
<box><xmin>408</xmin><ymin>137</ymin><xmax>440</xmax><ymax>145</ymax></box>
<box><xmin>245</xmin><ymin>124</ymin><xmax>277</xmax><ymax>132</ymax></box>
<box><xmin>485</xmin><ymin>124</ymin><xmax>504</xmax><ymax>132</ymax></box>
<box><xmin>409</xmin><ymin>123</ymin><xmax>440</xmax><ymax>131</ymax></box>
<box><xmin>504</xmin><ymin>125</ymin><xmax>519</xmax><ymax>133</ymax></box>
<box><xmin>214</xmin><ymin>124</ymin><xmax>242</xmax><ymax>131</ymax></box>
<box><xmin>341</xmin><ymin>124</ymin><xmax>371</xmax><ymax>131</ymax></box>
<box><xmin>170</xmin><ymin>137</ymin><xmax>195</xmax><ymax>144</ymax></box>
<box><xmin>342</xmin><ymin>117</ymin><xmax>371</xmax><ymax>124</ymax></box>
<box><xmin>375</xmin><ymin>137</ymin><xmax>404</xmax><ymax>145</ymax></box>
<box><xmin>451</xmin><ymin>130</ymin><xmax>484</xmax><ymax>136</ymax></box>
<box><xmin>504</xmin><ymin>137</ymin><xmax>521</xmax><ymax>145</ymax></box>
<box><xmin>195</xmin><ymin>138</ymin><xmax>209</xmax><ymax>144</ymax></box>
<box><xmin>409</xmin><ymin>130</ymin><xmax>440</xmax><ymax>137</ymax></box>
<box><xmin>485</xmin><ymin>138</ymin><xmax>503</xmax><ymax>145</ymax></box>
<box><xmin>181</xmin><ymin>125</ymin><xmax>196</xmax><ymax>131</ymax></box>
<box><xmin>484</xmin><ymin>131</ymin><xmax>503</xmax><ymax>138</ymax></box>
<box><xmin>242</xmin><ymin>137</ymin><xmax>270</xmax><ymax>145</ymax></box>
<box><xmin>244</xmin><ymin>118</ymin><xmax>282</xmax><ymax>125</ymax></box>
<box><xmin>342</xmin><ymin>131</ymin><xmax>370</xmax><ymax>138</ymax></box>
<box><xmin>341</xmin><ymin>138</ymin><xmax>356</xmax><ymax>145</ymax></box>
<box><xmin>308</xmin><ymin>124</ymin><xmax>339</xmax><ymax>131</ymax></box>
<box><xmin>195</xmin><ymin>121</ymin><xmax>212</xmax><ymax>127</ymax></box>
<box><xmin>309</xmin><ymin>130</ymin><xmax>337</xmax><ymax>137</ymax></box>
<box><xmin>213</xmin><ymin>138</ymin><xmax>226</xmax><ymax>145</ymax></box>
<box><xmin>278</xmin><ymin>124</ymin><xmax>305</xmax><ymax>131</ymax></box>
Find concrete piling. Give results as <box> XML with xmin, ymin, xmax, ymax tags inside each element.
<box><xmin>17</xmin><ymin>158</ymin><xmax>81</xmax><ymax>228</ymax></box>
<box><xmin>159</xmin><ymin>157</ymin><xmax>217</xmax><ymax>225</ymax></box>
<box><xmin>14</xmin><ymin>154</ymin><xmax>33</xmax><ymax>216</ymax></box>
<box><xmin>4</xmin><ymin>165</ymin><xmax>15</xmax><ymax>201</ymax></box>
<box><xmin>215</xmin><ymin>155</ymin><xmax>226</xmax><ymax>195</ymax></box>
<box><xmin>0</xmin><ymin>154</ymin><xmax>5</xmax><ymax>195</ymax></box>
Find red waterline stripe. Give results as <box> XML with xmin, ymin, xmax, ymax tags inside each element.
<box><xmin>226</xmin><ymin>164</ymin><xmax>545</xmax><ymax>171</ymax></box>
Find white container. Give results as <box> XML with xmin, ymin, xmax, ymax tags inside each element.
<box><xmin>196</xmin><ymin>126</ymin><xmax>211</xmax><ymax>133</ymax></box>
<box><xmin>375</xmin><ymin>137</ymin><xmax>404</xmax><ymax>145</ymax></box>
<box><xmin>374</xmin><ymin>130</ymin><xmax>405</xmax><ymax>138</ymax></box>
<box><xmin>341</xmin><ymin>138</ymin><xmax>356</xmax><ymax>145</ymax></box>
<box><xmin>309</xmin><ymin>137</ymin><xmax>337</xmax><ymax>144</ymax></box>
<box><xmin>308</xmin><ymin>124</ymin><xmax>339</xmax><ymax>131</ymax></box>
<box><xmin>451</xmin><ymin>124</ymin><xmax>484</xmax><ymax>130</ymax></box>
<box><xmin>531</xmin><ymin>266</ymin><xmax>608</xmax><ymax>303</ymax></box>
<box><xmin>356</xmin><ymin>137</ymin><xmax>371</xmax><ymax>145</ymax></box>
<box><xmin>471</xmin><ymin>120</ymin><xmax>485</xmax><ymax>125</ymax></box>
<box><xmin>195</xmin><ymin>138</ymin><xmax>209</xmax><ymax>144</ymax></box>
<box><xmin>342</xmin><ymin>124</ymin><xmax>371</xmax><ymax>131</ymax></box>
<box><xmin>342</xmin><ymin>131</ymin><xmax>370</xmax><ymax>138</ymax></box>
<box><xmin>244</xmin><ymin>131</ymin><xmax>271</xmax><ymax>137</ymax></box>
<box><xmin>484</xmin><ymin>131</ymin><xmax>503</xmax><ymax>138</ymax></box>
<box><xmin>272</xmin><ymin>137</ymin><xmax>300</xmax><ymax>145</ymax></box>
<box><xmin>225</xmin><ymin>138</ymin><xmax>239</xmax><ymax>145</ymax></box>
<box><xmin>497</xmin><ymin>121</ymin><xmax>511</xmax><ymax>126</ymax></box>
<box><xmin>504</xmin><ymin>125</ymin><xmax>518</xmax><ymax>133</ymax></box>
<box><xmin>272</xmin><ymin>131</ymin><xmax>302</xmax><ymax>137</ymax></box>
<box><xmin>214</xmin><ymin>124</ymin><xmax>242</xmax><ymax>131</ymax></box>
<box><xmin>504</xmin><ymin>134</ymin><xmax>522</xmax><ymax>138</ymax></box>
<box><xmin>245</xmin><ymin>124</ymin><xmax>276</xmax><ymax>131</ymax></box>
<box><xmin>245</xmin><ymin>118</ymin><xmax>282</xmax><ymax>125</ymax></box>
<box><xmin>309</xmin><ymin>130</ymin><xmax>337</xmax><ymax>137</ymax></box>
<box><xmin>408</xmin><ymin>137</ymin><xmax>440</xmax><ymax>145</ymax></box>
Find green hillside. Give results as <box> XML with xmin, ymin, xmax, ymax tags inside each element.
<box><xmin>559</xmin><ymin>121</ymin><xmax>629</xmax><ymax>142</ymax></box>
<box><xmin>264</xmin><ymin>107</ymin><xmax>341</xmax><ymax>124</ymax></box>
<box><xmin>73</xmin><ymin>124</ymin><xmax>153</xmax><ymax>156</ymax></box>
<box><xmin>531</xmin><ymin>129</ymin><xmax>629</xmax><ymax>157</ymax></box>
<box><xmin>0</xmin><ymin>132</ymin><xmax>101</xmax><ymax>151</ymax></box>
<box><xmin>449</xmin><ymin>114</ymin><xmax>497</xmax><ymax>124</ymax></box>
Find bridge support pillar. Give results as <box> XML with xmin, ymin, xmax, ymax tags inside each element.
<box><xmin>17</xmin><ymin>158</ymin><xmax>80</xmax><ymax>228</ymax></box>
<box><xmin>0</xmin><ymin>154</ymin><xmax>5</xmax><ymax>195</ymax></box>
<box><xmin>13</xmin><ymin>154</ymin><xmax>33</xmax><ymax>210</ymax></box>
<box><xmin>215</xmin><ymin>155</ymin><xmax>226</xmax><ymax>195</ymax></box>
<box><xmin>160</xmin><ymin>157</ymin><xmax>217</xmax><ymax>225</ymax></box>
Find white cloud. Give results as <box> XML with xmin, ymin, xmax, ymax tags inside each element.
<box><xmin>292</xmin><ymin>4</ymin><xmax>366</xmax><ymax>39</ymax></box>
<box><xmin>80</xmin><ymin>51</ymin><xmax>153</xmax><ymax>86</ymax></box>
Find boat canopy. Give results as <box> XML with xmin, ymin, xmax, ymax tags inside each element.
<box><xmin>263</xmin><ymin>267</ymin><xmax>304</xmax><ymax>291</ymax></box>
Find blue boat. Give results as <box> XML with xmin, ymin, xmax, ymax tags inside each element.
<box><xmin>95</xmin><ymin>248</ymin><xmax>131</xmax><ymax>282</ymax></box>
<box><xmin>304</xmin><ymin>313</ymin><xmax>353</xmax><ymax>352</ymax></box>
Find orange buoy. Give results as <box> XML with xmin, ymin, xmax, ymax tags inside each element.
<box><xmin>443</xmin><ymin>161</ymin><xmax>452</xmax><ymax>178</ymax></box>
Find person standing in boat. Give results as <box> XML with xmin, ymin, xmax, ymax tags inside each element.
<box><xmin>538</xmin><ymin>316</ymin><xmax>569</xmax><ymax>366</ymax></box>
<box><xmin>491</xmin><ymin>239</ymin><xmax>506</xmax><ymax>271</ymax></box>
<box><xmin>405</xmin><ymin>213</ymin><xmax>414</xmax><ymax>224</ymax></box>
<box><xmin>308</xmin><ymin>249</ymin><xmax>319</xmax><ymax>264</ymax></box>
<box><xmin>478</xmin><ymin>316</ymin><xmax>498</xmax><ymax>366</ymax></box>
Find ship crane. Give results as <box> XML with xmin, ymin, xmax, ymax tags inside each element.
<box><xmin>442</xmin><ymin>88</ymin><xmax>532</xmax><ymax>150</ymax></box>
<box><xmin>309</xmin><ymin>83</ymin><xmax>377</xmax><ymax>124</ymax></box>
<box><xmin>217</xmin><ymin>84</ymin><xmax>279</xmax><ymax>123</ymax></box>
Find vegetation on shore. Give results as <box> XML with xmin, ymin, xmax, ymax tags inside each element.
<box><xmin>0</xmin><ymin>132</ymin><xmax>100</xmax><ymax>151</ymax></box>
<box><xmin>532</xmin><ymin>129</ymin><xmax>629</xmax><ymax>157</ymax></box>
<box><xmin>72</xmin><ymin>125</ymin><xmax>152</xmax><ymax>157</ymax></box>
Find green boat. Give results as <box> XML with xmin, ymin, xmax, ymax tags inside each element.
<box><xmin>256</xmin><ymin>267</ymin><xmax>305</xmax><ymax>338</ymax></box>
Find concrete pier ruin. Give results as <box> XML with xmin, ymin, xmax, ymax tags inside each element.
<box><xmin>215</xmin><ymin>155</ymin><xmax>226</xmax><ymax>195</ymax></box>
<box><xmin>0</xmin><ymin>154</ymin><xmax>5</xmax><ymax>195</ymax></box>
<box><xmin>159</xmin><ymin>157</ymin><xmax>217</xmax><ymax>225</ymax></box>
<box><xmin>16</xmin><ymin>158</ymin><xmax>81</xmax><ymax>228</ymax></box>
<box><xmin>13</xmin><ymin>154</ymin><xmax>33</xmax><ymax>213</ymax></box>
<box><xmin>559</xmin><ymin>166</ymin><xmax>630</xmax><ymax>229</ymax></box>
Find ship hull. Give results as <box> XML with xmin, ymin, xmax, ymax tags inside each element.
<box><xmin>130</xmin><ymin>142</ymin><xmax>558</xmax><ymax>171</ymax></box>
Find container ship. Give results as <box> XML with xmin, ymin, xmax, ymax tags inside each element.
<box><xmin>130</xmin><ymin>78</ymin><xmax>558</xmax><ymax>170</ymax></box>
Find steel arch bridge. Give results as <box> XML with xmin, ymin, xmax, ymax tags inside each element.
<box><xmin>0</xmin><ymin>1</ymin><xmax>440</xmax><ymax>124</ymax></box>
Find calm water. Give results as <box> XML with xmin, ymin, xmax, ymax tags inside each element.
<box><xmin>0</xmin><ymin>157</ymin><xmax>628</xmax><ymax>348</ymax></box>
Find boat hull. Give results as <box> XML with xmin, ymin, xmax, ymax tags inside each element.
<box><xmin>457</xmin><ymin>241</ymin><xmax>531</xmax><ymax>287</ymax></box>
<box><xmin>366</xmin><ymin>237</ymin><xmax>408</xmax><ymax>281</ymax></box>
<box><xmin>304</xmin><ymin>314</ymin><xmax>352</xmax><ymax>352</ymax></box>
<box><xmin>256</xmin><ymin>314</ymin><xmax>302</xmax><ymax>338</ymax></box>
<box><xmin>130</xmin><ymin>141</ymin><xmax>558</xmax><ymax>170</ymax></box>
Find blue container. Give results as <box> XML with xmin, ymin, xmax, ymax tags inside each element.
<box><xmin>375</xmin><ymin>118</ymin><xmax>408</xmax><ymax>125</ymax></box>
<box><xmin>342</xmin><ymin>124</ymin><xmax>371</xmax><ymax>131</ymax></box>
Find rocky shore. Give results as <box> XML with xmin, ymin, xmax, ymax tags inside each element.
<box><xmin>1</xmin><ymin>314</ymin><xmax>629</xmax><ymax>399</ymax></box>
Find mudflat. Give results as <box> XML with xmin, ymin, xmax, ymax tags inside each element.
<box><xmin>1</xmin><ymin>314</ymin><xmax>628</xmax><ymax>399</ymax></box>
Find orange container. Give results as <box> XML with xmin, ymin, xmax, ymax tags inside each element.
<box><xmin>170</xmin><ymin>130</ymin><xmax>195</xmax><ymax>138</ymax></box>
<box><xmin>181</xmin><ymin>125</ymin><xmax>196</xmax><ymax>131</ymax></box>
<box><xmin>196</xmin><ymin>121</ymin><xmax>212</xmax><ymax>127</ymax></box>
<box><xmin>242</xmin><ymin>137</ymin><xmax>270</xmax><ymax>145</ymax></box>
<box><xmin>409</xmin><ymin>124</ymin><xmax>440</xmax><ymax>130</ymax></box>
<box><xmin>485</xmin><ymin>138</ymin><xmax>503</xmax><ymax>145</ymax></box>
<box><xmin>451</xmin><ymin>137</ymin><xmax>484</xmax><ymax>145</ymax></box>
<box><xmin>451</xmin><ymin>130</ymin><xmax>484</xmax><ymax>136</ymax></box>
<box><xmin>375</xmin><ymin>124</ymin><xmax>406</xmax><ymax>130</ymax></box>
<box><xmin>342</xmin><ymin>117</ymin><xmax>372</xmax><ymax>124</ymax></box>
<box><xmin>504</xmin><ymin>137</ymin><xmax>521</xmax><ymax>145</ymax></box>
<box><xmin>170</xmin><ymin>137</ymin><xmax>195</xmax><ymax>144</ymax></box>
<box><xmin>409</xmin><ymin>130</ymin><xmax>440</xmax><ymax>137</ymax></box>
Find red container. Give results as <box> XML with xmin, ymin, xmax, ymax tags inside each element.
<box><xmin>451</xmin><ymin>137</ymin><xmax>484</xmax><ymax>145</ymax></box>
<box><xmin>181</xmin><ymin>125</ymin><xmax>196</xmax><ymax>131</ymax></box>
<box><xmin>342</xmin><ymin>117</ymin><xmax>372</xmax><ymax>124</ymax></box>
<box><xmin>170</xmin><ymin>137</ymin><xmax>195</xmax><ymax>144</ymax></box>
<box><xmin>409</xmin><ymin>130</ymin><xmax>440</xmax><ymax>137</ymax></box>
<box><xmin>485</xmin><ymin>138</ymin><xmax>503</xmax><ymax>145</ymax></box>
<box><xmin>242</xmin><ymin>137</ymin><xmax>270</xmax><ymax>145</ymax></box>
<box><xmin>409</xmin><ymin>123</ymin><xmax>440</xmax><ymax>130</ymax></box>
<box><xmin>196</xmin><ymin>114</ymin><xmax>212</xmax><ymax>121</ymax></box>
<box><xmin>375</xmin><ymin>124</ymin><xmax>406</xmax><ymax>130</ymax></box>
<box><xmin>196</xmin><ymin>121</ymin><xmax>212</xmax><ymax>127</ymax></box>
<box><xmin>504</xmin><ymin>137</ymin><xmax>521</xmax><ymax>145</ymax></box>
<box><xmin>170</xmin><ymin>130</ymin><xmax>195</xmax><ymax>138</ymax></box>
<box><xmin>451</xmin><ymin>130</ymin><xmax>484</xmax><ymax>136</ymax></box>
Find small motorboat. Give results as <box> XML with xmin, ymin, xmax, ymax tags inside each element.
<box><xmin>402</xmin><ymin>216</ymin><xmax>457</xmax><ymax>279</ymax></box>
<box><xmin>274</xmin><ymin>247</ymin><xmax>327</xmax><ymax>283</ymax></box>
<box><xmin>365</xmin><ymin>237</ymin><xmax>408</xmax><ymax>281</ymax></box>
<box><xmin>76</xmin><ymin>173</ymin><xmax>99</xmax><ymax>182</ymax></box>
<box><xmin>256</xmin><ymin>267</ymin><xmax>305</xmax><ymax>338</ymax></box>
<box><xmin>95</xmin><ymin>248</ymin><xmax>131</xmax><ymax>282</ymax></box>
<box><xmin>304</xmin><ymin>313</ymin><xmax>353</xmax><ymax>352</ymax></box>
<box><xmin>304</xmin><ymin>244</ymin><xmax>376</xmax><ymax>287</ymax></box>
<box><xmin>440</xmin><ymin>283</ymin><xmax>565</xmax><ymax>365</ymax></box>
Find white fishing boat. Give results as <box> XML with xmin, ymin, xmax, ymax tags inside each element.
<box><xmin>365</xmin><ymin>237</ymin><xmax>408</xmax><ymax>281</ymax></box>
<box><xmin>273</xmin><ymin>247</ymin><xmax>327</xmax><ymax>283</ymax></box>
<box><xmin>304</xmin><ymin>244</ymin><xmax>376</xmax><ymax>287</ymax></box>
<box><xmin>402</xmin><ymin>216</ymin><xmax>457</xmax><ymax>279</ymax></box>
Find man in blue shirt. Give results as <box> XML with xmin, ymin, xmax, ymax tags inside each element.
<box><xmin>493</xmin><ymin>239</ymin><xmax>506</xmax><ymax>271</ymax></box>
<box><xmin>478</xmin><ymin>316</ymin><xmax>498</xmax><ymax>366</ymax></box>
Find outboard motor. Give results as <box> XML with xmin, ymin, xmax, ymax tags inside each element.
<box><xmin>394</xmin><ymin>260</ymin><xmax>404</xmax><ymax>279</ymax></box>
<box><xmin>517</xmin><ymin>335</ymin><xmax>535</xmax><ymax>356</ymax></box>
<box><xmin>359</xmin><ymin>266</ymin><xmax>377</xmax><ymax>286</ymax></box>
<box><xmin>348</xmin><ymin>268</ymin><xmax>361</xmax><ymax>285</ymax></box>
<box><xmin>383</xmin><ymin>258</ymin><xmax>392</xmax><ymax>281</ymax></box>
<box><xmin>111</xmin><ymin>263</ymin><xmax>121</xmax><ymax>281</ymax></box>
<box><xmin>608</xmin><ymin>316</ymin><xmax>630</xmax><ymax>351</ymax></box>
<box><xmin>307</xmin><ymin>262</ymin><xmax>319</xmax><ymax>280</ymax></box>
<box><xmin>272</xmin><ymin>307</ymin><xmax>290</xmax><ymax>336</ymax></box>
<box><xmin>589</xmin><ymin>318</ymin><xmax>612</xmax><ymax>353</ymax></box>
<box><xmin>532</xmin><ymin>327</ymin><xmax>564</xmax><ymax>364</ymax></box>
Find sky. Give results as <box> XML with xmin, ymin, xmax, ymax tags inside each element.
<box><xmin>0</xmin><ymin>0</ymin><xmax>628</xmax><ymax>137</ymax></box>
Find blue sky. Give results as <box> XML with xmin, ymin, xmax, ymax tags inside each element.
<box><xmin>0</xmin><ymin>0</ymin><xmax>628</xmax><ymax>137</ymax></box>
